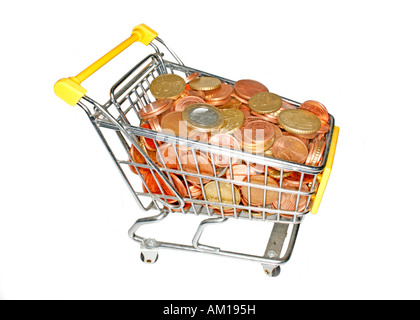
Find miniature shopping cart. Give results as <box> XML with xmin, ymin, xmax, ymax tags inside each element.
<box><xmin>54</xmin><ymin>24</ymin><xmax>339</xmax><ymax>277</ymax></box>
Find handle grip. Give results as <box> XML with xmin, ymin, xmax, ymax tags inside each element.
<box><xmin>54</xmin><ymin>24</ymin><xmax>158</xmax><ymax>106</ymax></box>
<box><xmin>311</xmin><ymin>126</ymin><xmax>339</xmax><ymax>214</ymax></box>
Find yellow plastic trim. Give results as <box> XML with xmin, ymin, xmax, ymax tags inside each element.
<box><xmin>310</xmin><ymin>126</ymin><xmax>339</xmax><ymax>214</ymax></box>
<box><xmin>54</xmin><ymin>24</ymin><xmax>158</xmax><ymax>106</ymax></box>
<box><xmin>132</xmin><ymin>24</ymin><xmax>158</xmax><ymax>46</ymax></box>
<box><xmin>54</xmin><ymin>77</ymin><xmax>87</xmax><ymax>107</ymax></box>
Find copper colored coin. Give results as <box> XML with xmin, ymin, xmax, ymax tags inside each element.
<box><xmin>146</xmin><ymin>149</ymin><xmax>158</xmax><ymax>163</ymax></box>
<box><xmin>239</xmin><ymin>104</ymin><xmax>251</xmax><ymax>117</ymax></box>
<box><xmin>148</xmin><ymin>116</ymin><xmax>161</xmax><ymax>133</ymax></box>
<box><xmin>205</xmin><ymin>96</ymin><xmax>232</xmax><ymax>106</ymax></box>
<box><xmin>241</xmin><ymin>196</ymin><xmax>269</xmax><ymax>208</ymax></box>
<box><xmin>232</xmin><ymin>116</ymin><xmax>264</xmax><ymax>142</ymax></box>
<box><xmin>139</xmin><ymin>99</ymin><xmax>171</xmax><ymax>120</ymax></box>
<box><xmin>189</xmin><ymin>184</ymin><xmax>203</xmax><ymax>199</ymax></box>
<box><xmin>272</xmin><ymin>135</ymin><xmax>308</xmax><ymax>164</ymax></box>
<box><xmin>280</xmin><ymin>100</ymin><xmax>297</xmax><ymax>110</ymax></box>
<box><xmin>271</xmin><ymin>185</ymin><xmax>309</xmax><ymax>215</ymax></box>
<box><xmin>244</xmin><ymin>116</ymin><xmax>265</xmax><ymax>123</ymax></box>
<box><xmin>241</xmin><ymin>196</ymin><xmax>256</xmax><ymax>207</ymax></box>
<box><xmin>129</xmin><ymin>140</ymin><xmax>147</xmax><ymax>166</ymax></box>
<box><xmin>273</xmin><ymin>124</ymin><xmax>283</xmax><ymax>140</ymax></box>
<box><xmin>250</xmin><ymin>162</ymin><xmax>267</xmax><ymax>173</ymax></box>
<box><xmin>175</xmin><ymin>96</ymin><xmax>206</xmax><ymax>111</ymax></box>
<box><xmin>305</xmin><ymin>141</ymin><xmax>316</xmax><ymax>165</ymax></box>
<box><xmin>317</xmin><ymin>120</ymin><xmax>330</xmax><ymax>134</ymax></box>
<box><xmin>299</xmin><ymin>100</ymin><xmax>329</xmax><ymax>123</ymax></box>
<box><xmin>184</xmin><ymin>89</ymin><xmax>204</xmax><ymax>99</ymax></box>
<box><xmin>226</xmin><ymin>164</ymin><xmax>257</xmax><ymax>182</ymax></box>
<box><xmin>218</xmin><ymin>97</ymin><xmax>242</xmax><ymax>109</ymax></box>
<box><xmin>142</xmin><ymin>171</ymin><xmax>170</xmax><ymax>194</ymax></box>
<box><xmin>293</xmin><ymin>132</ymin><xmax>319</xmax><ymax>140</ymax></box>
<box><xmin>142</xmin><ymin>171</ymin><xmax>178</xmax><ymax>203</ymax></box>
<box><xmin>204</xmin><ymin>83</ymin><xmax>234</xmax><ymax>101</ymax></box>
<box><xmin>242</xmin><ymin>120</ymin><xmax>275</xmax><ymax>144</ymax></box>
<box><xmin>209</xmin><ymin>133</ymin><xmax>242</xmax><ymax>167</ymax></box>
<box><xmin>234</xmin><ymin>79</ymin><xmax>269</xmax><ymax>100</ymax></box>
<box><xmin>177</xmin><ymin>129</ymin><xmax>209</xmax><ymax>152</ymax></box>
<box><xmin>231</xmin><ymin>90</ymin><xmax>250</xmax><ymax>104</ymax></box>
<box><xmin>168</xmin><ymin>173</ymin><xmax>189</xmax><ymax>198</ymax></box>
<box><xmin>140</xmin><ymin>123</ymin><xmax>157</xmax><ymax>151</ymax></box>
<box><xmin>282</xmin><ymin>131</ymin><xmax>309</xmax><ymax>146</ymax></box>
<box><xmin>185</xmin><ymin>72</ymin><xmax>200</xmax><ymax>82</ymax></box>
<box><xmin>173</xmin><ymin>90</ymin><xmax>192</xmax><ymax>106</ymax></box>
<box><xmin>282</xmin><ymin>172</ymin><xmax>315</xmax><ymax>188</ymax></box>
<box><xmin>241</xmin><ymin>175</ymin><xmax>279</xmax><ymax>206</ymax></box>
<box><xmin>251</xmin><ymin>110</ymin><xmax>279</xmax><ymax>124</ymax></box>
<box><xmin>272</xmin><ymin>150</ymin><xmax>290</xmax><ymax>162</ymax></box>
<box><xmin>178</xmin><ymin>152</ymin><xmax>215</xmax><ymax>185</ymax></box>
<box><xmin>128</xmin><ymin>144</ymin><xmax>149</xmax><ymax>175</ymax></box>
<box><xmin>157</xmin><ymin>143</ymin><xmax>183</xmax><ymax>169</ymax></box>
<box><xmin>278</xmin><ymin>184</ymin><xmax>310</xmax><ymax>213</ymax></box>
<box><xmin>160</xmin><ymin>111</ymin><xmax>189</xmax><ymax>138</ymax></box>
<box><xmin>187</xmin><ymin>129</ymin><xmax>209</xmax><ymax>143</ymax></box>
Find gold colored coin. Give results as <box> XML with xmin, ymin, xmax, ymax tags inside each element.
<box><xmin>249</xmin><ymin>92</ymin><xmax>283</xmax><ymax>114</ymax></box>
<box><xmin>182</xmin><ymin>103</ymin><xmax>225</xmax><ymax>132</ymax></box>
<box><xmin>278</xmin><ymin>109</ymin><xmax>321</xmax><ymax>135</ymax></box>
<box><xmin>267</xmin><ymin>169</ymin><xmax>293</xmax><ymax>180</ymax></box>
<box><xmin>189</xmin><ymin>76</ymin><xmax>221</xmax><ymax>91</ymax></box>
<box><xmin>204</xmin><ymin>181</ymin><xmax>241</xmax><ymax>211</ymax></box>
<box><xmin>264</xmin><ymin>148</ymin><xmax>274</xmax><ymax>157</ymax></box>
<box><xmin>150</xmin><ymin>74</ymin><xmax>186</xmax><ymax>100</ymax></box>
<box><xmin>219</xmin><ymin>109</ymin><xmax>245</xmax><ymax>134</ymax></box>
<box><xmin>218</xmin><ymin>97</ymin><xmax>242</xmax><ymax>109</ymax></box>
<box><xmin>242</xmin><ymin>136</ymin><xmax>275</xmax><ymax>154</ymax></box>
<box><xmin>241</xmin><ymin>175</ymin><xmax>279</xmax><ymax>206</ymax></box>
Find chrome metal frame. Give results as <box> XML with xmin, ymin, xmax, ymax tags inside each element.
<box><xmin>76</xmin><ymin>38</ymin><xmax>335</xmax><ymax>276</ymax></box>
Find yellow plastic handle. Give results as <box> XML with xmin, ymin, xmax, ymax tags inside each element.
<box><xmin>311</xmin><ymin>126</ymin><xmax>339</xmax><ymax>214</ymax></box>
<box><xmin>54</xmin><ymin>24</ymin><xmax>158</xmax><ymax>106</ymax></box>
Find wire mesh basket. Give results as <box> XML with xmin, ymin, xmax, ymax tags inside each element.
<box><xmin>55</xmin><ymin>23</ymin><xmax>339</xmax><ymax>276</ymax></box>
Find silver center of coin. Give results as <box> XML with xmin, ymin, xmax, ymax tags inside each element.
<box><xmin>189</xmin><ymin>107</ymin><xmax>218</xmax><ymax>126</ymax></box>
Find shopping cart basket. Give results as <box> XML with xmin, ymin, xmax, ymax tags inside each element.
<box><xmin>54</xmin><ymin>24</ymin><xmax>339</xmax><ymax>276</ymax></box>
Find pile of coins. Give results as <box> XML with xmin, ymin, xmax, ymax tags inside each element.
<box><xmin>128</xmin><ymin>72</ymin><xmax>331</xmax><ymax>217</ymax></box>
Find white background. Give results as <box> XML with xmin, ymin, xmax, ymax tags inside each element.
<box><xmin>1</xmin><ymin>0</ymin><xmax>419</xmax><ymax>300</ymax></box>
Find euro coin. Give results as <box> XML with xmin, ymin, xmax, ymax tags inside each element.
<box><xmin>182</xmin><ymin>103</ymin><xmax>224</xmax><ymax>132</ymax></box>
<box><xmin>219</xmin><ymin>109</ymin><xmax>245</xmax><ymax>134</ymax></box>
<box><xmin>204</xmin><ymin>181</ymin><xmax>241</xmax><ymax>211</ymax></box>
<box><xmin>150</xmin><ymin>74</ymin><xmax>186</xmax><ymax>100</ymax></box>
<box><xmin>249</xmin><ymin>92</ymin><xmax>283</xmax><ymax>114</ymax></box>
<box><xmin>189</xmin><ymin>76</ymin><xmax>221</xmax><ymax>91</ymax></box>
<box><xmin>278</xmin><ymin>109</ymin><xmax>321</xmax><ymax>135</ymax></box>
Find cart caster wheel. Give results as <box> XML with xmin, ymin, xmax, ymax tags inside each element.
<box><xmin>263</xmin><ymin>265</ymin><xmax>281</xmax><ymax>277</ymax></box>
<box><xmin>140</xmin><ymin>251</ymin><xmax>159</xmax><ymax>264</ymax></box>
